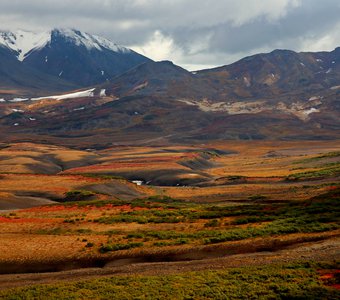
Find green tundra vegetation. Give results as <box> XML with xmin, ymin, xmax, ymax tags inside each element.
<box><xmin>30</xmin><ymin>189</ymin><xmax>340</xmax><ymax>254</ymax></box>
<box><xmin>90</xmin><ymin>190</ymin><xmax>339</xmax><ymax>250</ymax></box>
<box><xmin>0</xmin><ymin>261</ymin><xmax>339</xmax><ymax>299</ymax></box>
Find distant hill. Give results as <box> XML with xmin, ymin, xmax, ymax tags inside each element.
<box><xmin>0</xmin><ymin>47</ymin><xmax>339</xmax><ymax>145</ymax></box>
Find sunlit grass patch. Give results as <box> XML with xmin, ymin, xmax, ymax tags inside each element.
<box><xmin>1</xmin><ymin>261</ymin><xmax>339</xmax><ymax>299</ymax></box>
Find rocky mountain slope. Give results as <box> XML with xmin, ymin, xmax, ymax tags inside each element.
<box><xmin>0</xmin><ymin>44</ymin><xmax>77</xmax><ymax>94</ymax></box>
<box><xmin>0</xmin><ymin>47</ymin><xmax>339</xmax><ymax>146</ymax></box>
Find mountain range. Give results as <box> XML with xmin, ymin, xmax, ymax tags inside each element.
<box><xmin>0</xmin><ymin>28</ymin><xmax>339</xmax><ymax>146</ymax></box>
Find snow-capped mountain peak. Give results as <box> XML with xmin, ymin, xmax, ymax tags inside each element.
<box><xmin>0</xmin><ymin>29</ymin><xmax>50</xmax><ymax>61</ymax></box>
<box><xmin>0</xmin><ymin>28</ymin><xmax>131</xmax><ymax>62</ymax></box>
<box><xmin>0</xmin><ymin>28</ymin><xmax>150</xmax><ymax>87</ymax></box>
<box><xmin>52</xmin><ymin>29</ymin><xmax>131</xmax><ymax>53</ymax></box>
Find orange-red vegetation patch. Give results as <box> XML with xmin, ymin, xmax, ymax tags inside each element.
<box><xmin>319</xmin><ymin>270</ymin><xmax>340</xmax><ymax>290</ymax></box>
<box><xmin>262</xmin><ymin>206</ymin><xmax>276</xmax><ymax>212</ymax></box>
<box><xmin>331</xmin><ymin>284</ymin><xmax>340</xmax><ymax>290</ymax></box>
<box><xmin>20</xmin><ymin>204</ymin><xmax>156</xmax><ymax>214</ymax></box>
<box><xmin>328</xmin><ymin>186</ymin><xmax>340</xmax><ymax>191</ymax></box>
<box><xmin>0</xmin><ymin>174</ymin><xmax>107</xmax><ymax>197</ymax></box>
<box><xmin>20</xmin><ymin>205</ymin><xmax>78</xmax><ymax>213</ymax></box>
<box><xmin>0</xmin><ymin>217</ymin><xmax>59</xmax><ymax>223</ymax></box>
<box><xmin>63</xmin><ymin>153</ymin><xmax>198</xmax><ymax>174</ymax></box>
<box><xmin>112</xmin><ymin>154</ymin><xmax>198</xmax><ymax>163</ymax></box>
<box><xmin>3</xmin><ymin>174</ymin><xmax>101</xmax><ymax>181</ymax></box>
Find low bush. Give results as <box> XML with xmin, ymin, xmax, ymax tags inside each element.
<box><xmin>248</xmin><ymin>194</ymin><xmax>267</xmax><ymax>201</ymax></box>
<box><xmin>99</xmin><ymin>242</ymin><xmax>144</xmax><ymax>253</ymax></box>
<box><xmin>63</xmin><ymin>190</ymin><xmax>95</xmax><ymax>202</ymax></box>
<box><xmin>204</xmin><ymin>219</ymin><xmax>220</xmax><ymax>227</ymax></box>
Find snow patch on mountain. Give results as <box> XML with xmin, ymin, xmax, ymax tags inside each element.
<box><xmin>8</xmin><ymin>98</ymin><xmax>29</xmax><ymax>102</ymax></box>
<box><xmin>303</xmin><ymin>107</ymin><xmax>319</xmax><ymax>116</ymax></box>
<box><xmin>31</xmin><ymin>88</ymin><xmax>96</xmax><ymax>101</ymax></box>
<box><xmin>73</xmin><ymin>107</ymin><xmax>85</xmax><ymax>111</ymax></box>
<box><xmin>243</xmin><ymin>76</ymin><xmax>251</xmax><ymax>87</ymax></box>
<box><xmin>5</xmin><ymin>88</ymin><xmax>107</xmax><ymax>103</ymax></box>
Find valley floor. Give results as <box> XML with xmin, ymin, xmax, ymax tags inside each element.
<box><xmin>0</xmin><ymin>140</ymin><xmax>339</xmax><ymax>298</ymax></box>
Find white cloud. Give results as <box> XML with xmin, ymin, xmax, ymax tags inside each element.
<box><xmin>131</xmin><ymin>30</ymin><xmax>182</xmax><ymax>62</ymax></box>
<box><xmin>298</xmin><ymin>22</ymin><xmax>340</xmax><ymax>52</ymax></box>
<box><xmin>131</xmin><ymin>30</ymin><xmax>217</xmax><ymax>70</ymax></box>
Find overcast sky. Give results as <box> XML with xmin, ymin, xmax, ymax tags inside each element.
<box><xmin>0</xmin><ymin>0</ymin><xmax>339</xmax><ymax>70</ymax></box>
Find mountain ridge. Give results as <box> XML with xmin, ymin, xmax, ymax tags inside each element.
<box><xmin>0</xmin><ymin>28</ymin><xmax>151</xmax><ymax>91</ymax></box>
<box><xmin>0</xmin><ymin>28</ymin><xmax>133</xmax><ymax>62</ymax></box>
<box><xmin>0</xmin><ymin>34</ymin><xmax>339</xmax><ymax>145</ymax></box>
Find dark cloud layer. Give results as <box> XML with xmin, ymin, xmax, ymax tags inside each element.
<box><xmin>0</xmin><ymin>0</ymin><xmax>339</xmax><ymax>70</ymax></box>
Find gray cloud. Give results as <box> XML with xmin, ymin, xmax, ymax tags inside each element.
<box><xmin>0</xmin><ymin>0</ymin><xmax>339</xmax><ymax>70</ymax></box>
